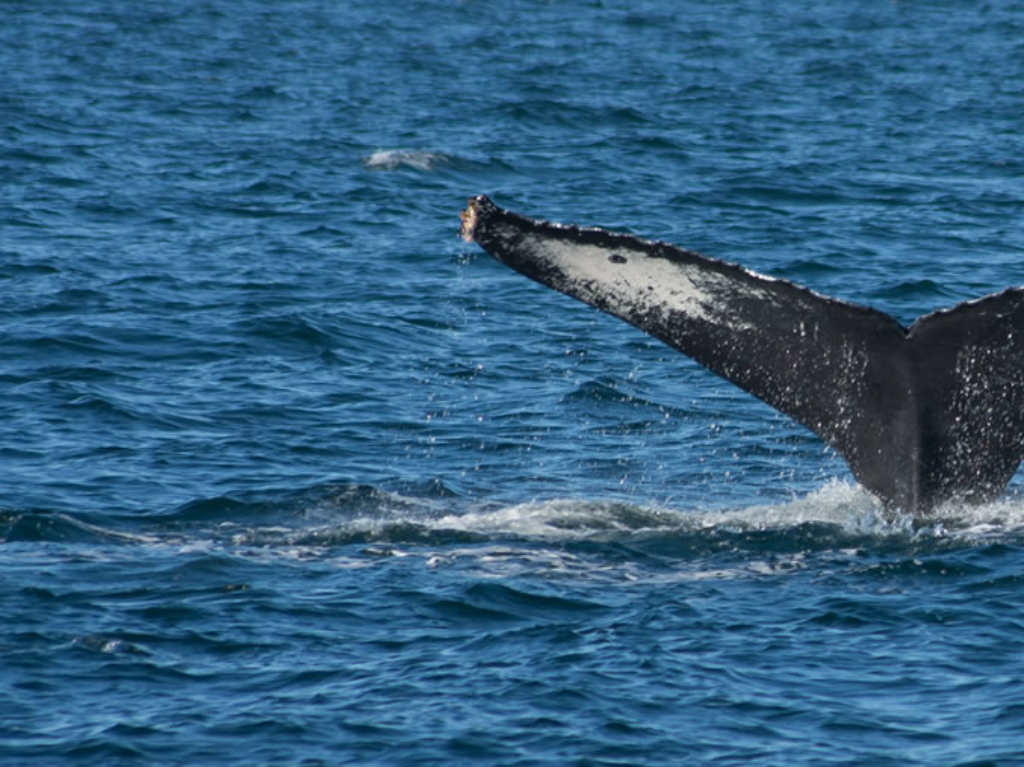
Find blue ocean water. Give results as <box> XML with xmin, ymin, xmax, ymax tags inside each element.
<box><xmin>4</xmin><ymin>0</ymin><xmax>1024</xmax><ymax>763</ymax></box>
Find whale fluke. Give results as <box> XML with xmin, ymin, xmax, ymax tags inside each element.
<box><xmin>460</xmin><ymin>194</ymin><xmax>1024</xmax><ymax>514</ymax></box>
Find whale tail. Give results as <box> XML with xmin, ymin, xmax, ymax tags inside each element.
<box><xmin>460</xmin><ymin>194</ymin><xmax>1024</xmax><ymax>513</ymax></box>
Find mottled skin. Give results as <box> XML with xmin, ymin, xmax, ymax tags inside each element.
<box><xmin>462</xmin><ymin>195</ymin><xmax>1024</xmax><ymax>514</ymax></box>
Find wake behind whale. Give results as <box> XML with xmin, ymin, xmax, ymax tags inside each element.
<box><xmin>460</xmin><ymin>195</ymin><xmax>1024</xmax><ymax>515</ymax></box>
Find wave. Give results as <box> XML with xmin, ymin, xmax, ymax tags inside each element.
<box><xmin>1</xmin><ymin>510</ymin><xmax>158</xmax><ymax>545</ymax></box>
<box><xmin>8</xmin><ymin>480</ymin><xmax>1024</xmax><ymax>566</ymax></box>
<box><xmin>297</xmin><ymin>482</ymin><xmax>1024</xmax><ymax>555</ymax></box>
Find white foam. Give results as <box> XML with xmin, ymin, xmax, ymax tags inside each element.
<box><xmin>140</xmin><ymin>482</ymin><xmax>1024</xmax><ymax>576</ymax></box>
<box><xmin>683</xmin><ymin>479</ymin><xmax>885</xmax><ymax>533</ymax></box>
<box><xmin>362</xmin><ymin>148</ymin><xmax>445</xmax><ymax>171</ymax></box>
<box><xmin>412</xmin><ymin>480</ymin><xmax>1024</xmax><ymax>545</ymax></box>
<box><xmin>431</xmin><ymin>498</ymin><xmax>654</xmax><ymax>540</ymax></box>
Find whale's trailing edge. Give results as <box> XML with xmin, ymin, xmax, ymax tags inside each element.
<box><xmin>460</xmin><ymin>194</ymin><xmax>1024</xmax><ymax>514</ymax></box>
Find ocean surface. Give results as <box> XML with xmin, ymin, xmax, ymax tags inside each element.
<box><xmin>4</xmin><ymin>1</ymin><xmax>1024</xmax><ymax>764</ymax></box>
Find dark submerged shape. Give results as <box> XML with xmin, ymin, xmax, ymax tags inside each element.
<box><xmin>461</xmin><ymin>194</ymin><xmax>1024</xmax><ymax>514</ymax></box>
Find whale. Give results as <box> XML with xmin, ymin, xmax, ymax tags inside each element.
<box><xmin>459</xmin><ymin>194</ymin><xmax>1024</xmax><ymax>514</ymax></box>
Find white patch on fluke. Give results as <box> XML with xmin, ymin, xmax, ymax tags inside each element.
<box><xmin>523</xmin><ymin>233</ymin><xmax>767</xmax><ymax>330</ymax></box>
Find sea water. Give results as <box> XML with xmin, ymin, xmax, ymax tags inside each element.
<box><xmin>4</xmin><ymin>1</ymin><xmax>1024</xmax><ymax>764</ymax></box>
